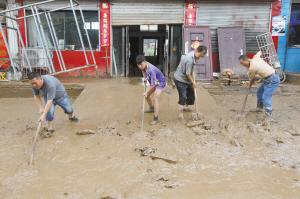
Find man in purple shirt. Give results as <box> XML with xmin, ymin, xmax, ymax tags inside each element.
<box><xmin>136</xmin><ymin>55</ymin><xmax>166</xmax><ymax>125</ymax></box>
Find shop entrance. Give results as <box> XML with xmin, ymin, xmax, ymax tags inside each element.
<box><xmin>112</xmin><ymin>24</ymin><xmax>182</xmax><ymax>77</ymax></box>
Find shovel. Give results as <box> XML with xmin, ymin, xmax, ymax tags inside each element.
<box><xmin>237</xmin><ymin>88</ymin><xmax>251</xmax><ymax>120</ymax></box>
<box><xmin>191</xmin><ymin>87</ymin><xmax>201</xmax><ymax>120</ymax></box>
<box><xmin>241</xmin><ymin>92</ymin><xmax>250</xmax><ymax>113</ymax></box>
<box><xmin>29</xmin><ymin>121</ymin><xmax>42</xmax><ymax>165</ymax></box>
<box><xmin>241</xmin><ymin>87</ymin><xmax>252</xmax><ymax>113</ymax></box>
<box><xmin>141</xmin><ymin>82</ymin><xmax>146</xmax><ymax>133</ymax></box>
<box><xmin>192</xmin><ymin>73</ymin><xmax>200</xmax><ymax>120</ymax></box>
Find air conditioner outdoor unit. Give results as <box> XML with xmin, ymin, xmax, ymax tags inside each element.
<box><xmin>21</xmin><ymin>48</ymin><xmax>52</xmax><ymax>70</ymax></box>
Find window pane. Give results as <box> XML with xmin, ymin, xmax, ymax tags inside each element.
<box><xmin>64</xmin><ymin>12</ymin><xmax>80</xmax><ymax>50</ymax></box>
<box><xmin>140</xmin><ymin>25</ymin><xmax>148</xmax><ymax>32</ymax></box>
<box><xmin>81</xmin><ymin>11</ymin><xmax>99</xmax><ymax>50</ymax></box>
<box><xmin>91</xmin><ymin>22</ymin><xmax>99</xmax><ymax>30</ymax></box>
<box><xmin>27</xmin><ymin>11</ymin><xmax>99</xmax><ymax>50</ymax></box>
<box><xmin>289</xmin><ymin>3</ymin><xmax>300</xmax><ymax>47</ymax></box>
<box><xmin>50</xmin><ymin>12</ymin><xmax>65</xmax><ymax>50</ymax></box>
<box><xmin>84</xmin><ymin>22</ymin><xmax>91</xmax><ymax>30</ymax></box>
<box><xmin>143</xmin><ymin>39</ymin><xmax>158</xmax><ymax>56</ymax></box>
<box><xmin>149</xmin><ymin>25</ymin><xmax>158</xmax><ymax>32</ymax></box>
<box><xmin>26</xmin><ymin>10</ymin><xmax>62</xmax><ymax>49</ymax></box>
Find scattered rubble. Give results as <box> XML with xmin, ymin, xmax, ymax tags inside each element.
<box><xmin>101</xmin><ymin>196</ymin><xmax>120</xmax><ymax>199</ymax></box>
<box><xmin>76</xmin><ymin>129</ymin><xmax>96</xmax><ymax>135</ymax></box>
<box><xmin>97</xmin><ymin>126</ymin><xmax>121</xmax><ymax>136</ymax></box>
<box><xmin>149</xmin><ymin>155</ymin><xmax>177</xmax><ymax>164</ymax></box>
<box><xmin>186</xmin><ymin>120</ymin><xmax>204</xmax><ymax>128</ymax></box>
<box><xmin>229</xmin><ymin>138</ymin><xmax>243</xmax><ymax>147</ymax></box>
<box><xmin>134</xmin><ymin>147</ymin><xmax>177</xmax><ymax>164</ymax></box>
<box><xmin>40</xmin><ymin>128</ymin><xmax>54</xmax><ymax>139</ymax></box>
<box><xmin>156</xmin><ymin>177</ymin><xmax>169</xmax><ymax>182</ymax></box>
<box><xmin>164</xmin><ymin>182</ymin><xmax>180</xmax><ymax>189</ymax></box>
<box><xmin>134</xmin><ymin>147</ymin><xmax>156</xmax><ymax>156</ymax></box>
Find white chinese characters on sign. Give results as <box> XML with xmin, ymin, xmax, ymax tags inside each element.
<box><xmin>100</xmin><ymin>1</ymin><xmax>110</xmax><ymax>47</ymax></box>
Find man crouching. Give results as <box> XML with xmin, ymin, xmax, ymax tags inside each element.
<box><xmin>28</xmin><ymin>72</ymin><xmax>79</xmax><ymax>133</ymax></box>
<box><xmin>239</xmin><ymin>51</ymin><xmax>280</xmax><ymax>119</ymax></box>
<box><xmin>136</xmin><ymin>55</ymin><xmax>166</xmax><ymax>125</ymax></box>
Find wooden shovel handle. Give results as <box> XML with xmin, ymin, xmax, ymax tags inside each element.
<box><xmin>29</xmin><ymin>121</ymin><xmax>42</xmax><ymax>166</ymax></box>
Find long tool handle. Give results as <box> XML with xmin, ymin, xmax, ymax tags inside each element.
<box><xmin>241</xmin><ymin>89</ymin><xmax>251</xmax><ymax>113</ymax></box>
<box><xmin>141</xmin><ymin>83</ymin><xmax>146</xmax><ymax>133</ymax></box>
<box><xmin>241</xmin><ymin>94</ymin><xmax>248</xmax><ymax>113</ymax></box>
<box><xmin>193</xmin><ymin>72</ymin><xmax>198</xmax><ymax>113</ymax></box>
<box><xmin>194</xmin><ymin>87</ymin><xmax>198</xmax><ymax>113</ymax></box>
<box><xmin>29</xmin><ymin>121</ymin><xmax>42</xmax><ymax>165</ymax></box>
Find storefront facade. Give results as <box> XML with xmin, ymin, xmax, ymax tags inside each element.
<box><xmin>111</xmin><ymin>0</ymin><xmax>273</xmax><ymax>79</ymax></box>
<box><xmin>1</xmin><ymin>0</ymin><xmax>280</xmax><ymax>78</ymax></box>
<box><xmin>21</xmin><ymin>0</ymin><xmax>109</xmax><ymax>77</ymax></box>
<box><xmin>275</xmin><ymin>0</ymin><xmax>300</xmax><ymax>73</ymax></box>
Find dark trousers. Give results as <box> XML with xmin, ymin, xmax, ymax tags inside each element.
<box><xmin>174</xmin><ymin>79</ymin><xmax>195</xmax><ymax>106</ymax></box>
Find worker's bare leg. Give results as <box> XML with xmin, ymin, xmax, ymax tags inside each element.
<box><xmin>154</xmin><ymin>89</ymin><xmax>162</xmax><ymax>117</ymax></box>
<box><xmin>45</xmin><ymin>104</ymin><xmax>55</xmax><ymax>132</ymax></box>
<box><xmin>178</xmin><ymin>105</ymin><xmax>185</xmax><ymax>120</ymax></box>
<box><xmin>145</xmin><ymin>88</ymin><xmax>155</xmax><ymax>113</ymax></box>
<box><xmin>183</xmin><ymin>105</ymin><xmax>193</xmax><ymax>112</ymax></box>
<box><xmin>151</xmin><ymin>89</ymin><xmax>163</xmax><ymax>125</ymax></box>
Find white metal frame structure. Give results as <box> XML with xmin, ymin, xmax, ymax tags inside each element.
<box><xmin>256</xmin><ymin>32</ymin><xmax>286</xmax><ymax>82</ymax></box>
<box><xmin>0</xmin><ymin>0</ymin><xmax>97</xmax><ymax>80</ymax></box>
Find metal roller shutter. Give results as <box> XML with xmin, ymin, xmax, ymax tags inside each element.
<box><xmin>197</xmin><ymin>1</ymin><xmax>272</xmax><ymax>53</ymax></box>
<box><xmin>111</xmin><ymin>0</ymin><xmax>184</xmax><ymax>25</ymax></box>
<box><xmin>24</xmin><ymin>0</ymin><xmax>98</xmax><ymax>11</ymax></box>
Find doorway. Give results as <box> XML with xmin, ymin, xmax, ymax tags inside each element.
<box><xmin>112</xmin><ymin>24</ymin><xmax>182</xmax><ymax>77</ymax></box>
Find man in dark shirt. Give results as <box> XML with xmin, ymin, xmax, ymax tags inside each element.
<box><xmin>174</xmin><ymin>45</ymin><xmax>207</xmax><ymax>120</ymax></box>
<box><xmin>28</xmin><ymin>72</ymin><xmax>78</xmax><ymax>133</ymax></box>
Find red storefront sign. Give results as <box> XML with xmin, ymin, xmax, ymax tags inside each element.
<box><xmin>0</xmin><ymin>28</ymin><xmax>9</xmax><ymax>71</ymax></box>
<box><xmin>184</xmin><ymin>1</ymin><xmax>197</xmax><ymax>26</ymax></box>
<box><xmin>100</xmin><ymin>0</ymin><xmax>110</xmax><ymax>47</ymax></box>
<box><xmin>270</xmin><ymin>0</ymin><xmax>282</xmax><ymax>50</ymax></box>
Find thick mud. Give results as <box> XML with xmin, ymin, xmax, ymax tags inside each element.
<box><xmin>0</xmin><ymin>78</ymin><xmax>299</xmax><ymax>199</ymax></box>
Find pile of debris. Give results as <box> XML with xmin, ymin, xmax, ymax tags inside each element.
<box><xmin>220</xmin><ymin>74</ymin><xmax>240</xmax><ymax>86</ymax></box>
<box><xmin>219</xmin><ymin>68</ymin><xmax>241</xmax><ymax>86</ymax></box>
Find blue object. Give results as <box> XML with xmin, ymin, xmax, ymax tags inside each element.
<box><xmin>44</xmin><ymin>95</ymin><xmax>74</xmax><ymax>122</ymax></box>
<box><xmin>256</xmin><ymin>74</ymin><xmax>280</xmax><ymax>113</ymax></box>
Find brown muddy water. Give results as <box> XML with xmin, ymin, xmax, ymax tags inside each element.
<box><xmin>0</xmin><ymin>78</ymin><xmax>299</xmax><ymax>199</ymax></box>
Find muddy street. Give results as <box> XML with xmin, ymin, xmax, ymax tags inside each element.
<box><xmin>0</xmin><ymin>78</ymin><xmax>299</xmax><ymax>199</ymax></box>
